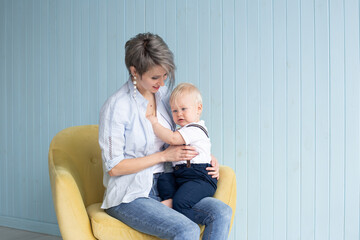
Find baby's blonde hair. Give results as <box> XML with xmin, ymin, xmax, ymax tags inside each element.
<box><xmin>170</xmin><ymin>83</ymin><xmax>203</xmax><ymax>105</ymax></box>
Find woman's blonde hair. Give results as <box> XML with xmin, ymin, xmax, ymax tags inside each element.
<box><xmin>170</xmin><ymin>83</ymin><xmax>203</xmax><ymax>105</ymax></box>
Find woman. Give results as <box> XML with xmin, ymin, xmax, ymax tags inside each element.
<box><xmin>98</xmin><ymin>32</ymin><xmax>232</xmax><ymax>240</ymax></box>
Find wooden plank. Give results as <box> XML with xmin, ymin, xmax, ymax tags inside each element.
<box><xmin>234</xmin><ymin>0</ymin><xmax>248</xmax><ymax>238</ymax></box>
<box><xmin>314</xmin><ymin>1</ymin><xmax>330</xmax><ymax>239</ymax></box>
<box><xmin>344</xmin><ymin>0</ymin><xmax>360</xmax><ymax>239</ymax></box>
<box><xmin>273</xmin><ymin>0</ymin><xmax>287</xmax><ymax>238</ymax></box>
<box><xmin>300</xmin><ymin>0</ymin><xmax>316</xmax><ymax>239</ymax></box>
<box><xmin>259</xmin><ymin>0</ymin><xmax>274</xmax><ymax>239</ymax></box>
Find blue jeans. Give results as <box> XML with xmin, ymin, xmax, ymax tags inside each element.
<box><xmin>105</xmin><ymin>173</ymin><xmax>232</xmax><ymax>240</ymax></box>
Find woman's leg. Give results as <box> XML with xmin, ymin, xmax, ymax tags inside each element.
<box><xmin>106</xmin><ymin>197</ymin><xmax>200</xmax><ymax>240</ymax></box>
<box><xmin>191</xmin><ymin>197</ymin><xmax>233</xmax><ymax>240</ymax></box>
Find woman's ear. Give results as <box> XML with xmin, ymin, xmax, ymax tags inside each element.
<box><xmin>129</xmin><ymin>66</ymin><xmax>137</xmax><ymax>78</ymax></box>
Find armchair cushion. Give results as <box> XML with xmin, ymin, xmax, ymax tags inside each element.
<box><xmin>87</xmin><ymin>203</ymin><xmax>159</xmax><ymax>240</ymax></box>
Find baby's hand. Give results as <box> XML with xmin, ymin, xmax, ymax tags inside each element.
<box><xmin>146</xmin><ymin>114</ymin><xmax>158</xmax><ymax>125</ymax></box>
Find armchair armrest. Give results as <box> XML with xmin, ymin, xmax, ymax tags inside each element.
<box><xmin>49</xmin><ymin>150</ymin><xmax>96</xmax><ymax>240</ymax></box>
<box><xmin>214</xmin><ymin>165</ymin><xmax>237</xmax><ymax>230</ymax></box>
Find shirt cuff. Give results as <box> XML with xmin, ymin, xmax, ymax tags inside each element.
<box><xmin>105</xmin><ymin>156</ymin><xmax>123</xmax><ymax>172</ymax></box>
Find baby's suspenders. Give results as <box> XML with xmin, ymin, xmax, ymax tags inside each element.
<box><xmin>184</xmin><ymin>124</ymin><xmax>209</xmax><ymax>168</ymax></box>
<box><xmin>186</xmin><ymin>124</ymin><xmax>209</xmax><ymax>138</ymax></box>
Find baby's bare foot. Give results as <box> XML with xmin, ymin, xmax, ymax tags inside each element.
<box><xmin>161</xmin><ymin>199</ymin><xmax>173</xmax><ymax>208</ymax></box>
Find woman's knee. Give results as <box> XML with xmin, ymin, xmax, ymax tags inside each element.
<box><xmin>173</xmin><ymin>220</ymin><xmax>200</xmax><ymax>240</ymax></box>
<box><xmin>216</xmin><ymin>202</ymin><xmax>232</xmax><ymax>224</ymax></box>
<box><xmin>195</xmin><ymin>198</ymin><xmax>232</xmax><ymax>225</ymax></box>
<box><xmin>219</xmin><ymin>203</ymin><xmax>232</xmax><ymax>222</ymax></box>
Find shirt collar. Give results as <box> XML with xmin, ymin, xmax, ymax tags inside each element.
<box><xmin>127</xmin><ymin>78</ymin><xmax>147</xmax><ymax>106</ymax></box>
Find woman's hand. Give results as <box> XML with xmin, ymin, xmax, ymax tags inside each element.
<box><xmin>160</xmin><ymin>145</ymin><xmax>198</xmax><ymax>162</ymax></box>
<box><xmin>206</xmin><ymin>155</ymin><xmax>220</xmax><ymax>180</ymax></box>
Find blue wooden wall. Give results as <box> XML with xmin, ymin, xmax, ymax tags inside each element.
<box><xmin>0</xmin><ymin>0</ymin><xmax>359</xmax><ymax>239</ymax></box>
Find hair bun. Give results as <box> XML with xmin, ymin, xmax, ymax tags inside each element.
<box><xmin>143</xmin><ymin>39</ymin><xmax>150</xmax><ymax>48</ymax></box>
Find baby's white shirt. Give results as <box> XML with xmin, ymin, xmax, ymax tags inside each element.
<box><xmin>174</xmin><ymin>120</ymin><xmax>211</xmax><ymax>166</ymax></box>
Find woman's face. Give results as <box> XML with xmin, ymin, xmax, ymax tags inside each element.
<box><xmin>134</xmin><ymin>65</ymin><xmax>168</xmax><ymax>95</ymax></box>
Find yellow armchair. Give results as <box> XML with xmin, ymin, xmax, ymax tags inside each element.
<box><xmin>48</xmin><ymin>125</ymin><xmax>236</xmax><ymax>240</ymax></box>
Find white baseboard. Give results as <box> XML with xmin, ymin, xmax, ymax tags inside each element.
<box><xmin>0</xmin><ymin>215</ymin><xmax>61</xmax><ymax>236</ymax></box>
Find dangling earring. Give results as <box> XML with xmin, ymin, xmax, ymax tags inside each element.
<box><xmin>132</xmin><ymin>76</ymin><xmax>137</xmax><ymax>98</ymax></box>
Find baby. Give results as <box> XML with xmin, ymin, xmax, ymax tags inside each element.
<box><xmin>147</xmin><ymin>82</ymin><xmax>217</xmax><ymax>221</ymax></box>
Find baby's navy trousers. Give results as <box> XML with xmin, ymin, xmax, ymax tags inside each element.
<box><xmin>157</xmin><ymin>163</ymin><xmax>218</xmax><ymax>221</ymax></box>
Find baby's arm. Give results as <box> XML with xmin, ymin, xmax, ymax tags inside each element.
<box><xmin>147</xmin><ymin>115</ymin><xmax>185</xmax><ymax>145</ymax></box>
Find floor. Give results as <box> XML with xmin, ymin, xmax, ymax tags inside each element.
<box><xmin>0</xmin><ymin>226</ymin><xmax>62</xmax><ymax>240</ymax></box>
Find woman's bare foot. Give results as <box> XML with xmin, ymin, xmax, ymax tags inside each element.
<box><xmin>161</xmin><ymin>199</ymin><xmax>173</xmax><ymax>208</ymax></box>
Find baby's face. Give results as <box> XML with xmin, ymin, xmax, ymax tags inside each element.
<box><xmin>170</xmin><ymin>94</ymin><xmax>202</xmax><ymax>127</ymax></box>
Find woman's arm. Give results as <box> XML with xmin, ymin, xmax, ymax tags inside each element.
<box><xmin>108</xmin><ymin>145</ymin><xmax>198</xmax><ymax>176</ymax></box>
<box><xmin>147</xmin><ymin>115</ymin><xmax>185</xmax><ymax>145</ymax></box>
<box><xmin>108</xmin><ymin>152</ymin><xmax>164</xmax><ymax>176</ymax></box>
